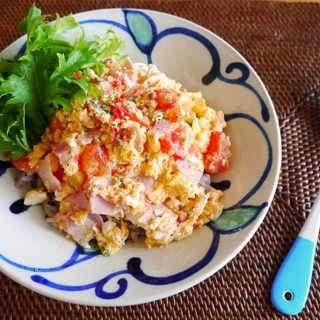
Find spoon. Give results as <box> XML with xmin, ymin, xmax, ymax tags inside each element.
<box><xmin>271</xmin><ymin>191</ymin><xmax>320</xmax><ymax>315</ymax></box>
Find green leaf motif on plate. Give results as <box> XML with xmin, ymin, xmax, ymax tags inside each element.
<box><xmin>207</xmin><ymin>203</ymin><xmax>267</xmax><ymax>233</ymax></box>
<box><xmin>125</xmin><ymin>12</ymin><xmax>154</xmax><ymax>52</ymax></box>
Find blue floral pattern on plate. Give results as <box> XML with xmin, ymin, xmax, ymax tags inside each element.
<box><xmin>0</xmin><ymin>8</ymin><xmax>281</xmax><ymax>306</ymax></box>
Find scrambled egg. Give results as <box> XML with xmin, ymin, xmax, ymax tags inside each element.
<box><xmin>26</xmin><ymin>57</ymin><xmax>231</xmax><ymax>256</ymax></box>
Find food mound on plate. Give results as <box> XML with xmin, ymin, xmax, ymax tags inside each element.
<box><xmin>18</xmin><ymin>57</ymin><xmax>231</xmax><ymax>256</ymax></box>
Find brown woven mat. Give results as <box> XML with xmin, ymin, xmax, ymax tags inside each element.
<box><xmin>1</xmin><ymin>0</ymin><xmax>320</xmax><ymax>319</ymax></box>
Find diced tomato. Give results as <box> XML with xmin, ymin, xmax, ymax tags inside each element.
<box><xmin>158</xmin><ymin>125</ymin><xmax>187</xmax><ymax>157</ymax></box>
<box><xmin>171</xmin><ymin>129</ymin><xmax>182</xmax><ymax>144</ymax></box>
<box><xmin>159</xmin><ymin>137</ymin><xmax>172</xmax><ymax>153</ymax></box>
<box><xmin>153</xmin><ymin>89</ymin><xmax>181</xmax><ymax>122</ymax></box>
<box><xmin>10</xmin><ymin>154</ymin><xmax>37</xmax><ymax>172</ymax></box>
<box><xmin>204</xmin><ymin>132</ymin><xmax>230</xmax><ymax>174</ymax></box>
<box><xmin>79</xmin><ymin>143</ymin><xmax>109</xmax><ymax>176</ymax></box>
<box><xmin>53</xmin><ymin>164</ymin><xmax>64</xmax><ymax>182</ymax></box>
<box><xmin>73</xmin><ymin>71</ymin><xmax>82</xmax><ymax>79</ymax></box>
<box><xmin>155</xmin><ymin>89</ymin><xmax>177</xmax><ymax>110</ymax></box>
<box><xmin>46</xmin><ymin>153</ymin><xmax>65</xmax><ymax>182</ymax></box>
<box><xmin>165</xmin><ymin>107</ymin><xmax>182</xmax><ymax>122</ymax></box>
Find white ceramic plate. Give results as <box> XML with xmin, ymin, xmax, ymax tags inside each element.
<box><xmin>0</xmin><ymin>8</ymin><xmax>281</xmax><ymax>306</ymax></box>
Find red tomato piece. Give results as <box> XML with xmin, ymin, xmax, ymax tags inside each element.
<box><xmin>204</xmin><ymin>132</ymin><xmax>230</xmax><ymax>174</ymax></box>
<box><xmin>154</xmin><ymin>89</ymin><xmax>181</xmax><ymax>122</ymax></box>
<box><xmin>155</xmin><ymin>89</ymin><xmax>177</xmax><ymax>110</ymax></box>
<box><xmin>79</xmin><ymin>143</ymin><xmax>109</xmax><ymax>176</ymax></box>
<box><xmin>158</xmin><ymin>125</ymin><xmax>187</xmax><ymax>157</ymax></box>
<box><xmin>73</xmin><ymin>71</ymin><xmax>82</xmax><ymax>79</ymax></box>
<box><xmin>53</xmin><ymin>164</ymin><xmax>64</xmax><ymax>182</ymax></box>
<box><xmin>165</xmin><ymin>107</ymin><xmax>182</xmax><ymax>122</ymax></box>
<box><xmin>159</xmin><ymin>137</ymin><xmax>172</xmax><ymax>153</ymax></box>
<box><xmin>10</xmin><ymin>154</ymin><xmax>36</xmax><ymax>172</ymax></box>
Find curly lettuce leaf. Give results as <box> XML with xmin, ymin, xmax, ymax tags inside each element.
<box><xmin>0</xmin><ymin>4</ymin><xmax>125</xmax><ymax>160</ymax></box>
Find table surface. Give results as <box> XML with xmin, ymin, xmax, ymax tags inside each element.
<box><xmin>0</xmin><ymin>0</ymin><xmax>319</xmax><ymax>319</ymax></box>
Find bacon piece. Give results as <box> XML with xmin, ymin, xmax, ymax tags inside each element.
<box><xmin>175</xmin><ymin>159</ymin><xmax>203</xmax><ymax>185</ymax></box>
<box><xmin>89</xmin><ymin>194</ymin><xmax>119</xmax><ymax>216</ymax></box>
<box><xmin>52</xmin><ymin>143</ymin><xmax>70</xmax><ymax>168</ymax></box>
<box><xmin>149</xmin><ymin>119</ymin><xmax>172</xmax><ymax>134</ymax></box>
<box><xmin>37</xmin><ymin>155</ymin><xmax>61</xmax><ymax>192</ymax></box>
<box><xmin>127</xmin><ymin>203</ymin><xmax>177</xmax><ymax>230</ymax></box>
<box><xmin>135</xmin><ymin>175</ymin><xmax>155</xmax><ymax>193</ymax></box>
<box><xmin>53</xmin><ymin>192</ymin><xmax>104</xmax><ymax>247</ymax></box>
<box><xmin>77</xmin><ymin>128</ymin><xmax>103</xmax><ymax>145</ymax></box>
<box><xmin>57</xmin><ymin>212</ymin><xmax>103</xmax><ymax>247</ymax></box>
<box><xmin>60</xmin><ymin>192</ymin><xmax>89</xmax><ymax>213</ymax></box>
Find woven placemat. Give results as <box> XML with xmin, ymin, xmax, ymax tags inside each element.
<box><xmin>1</xmin><ymin>0</ymin><xmax>320</xmax><ymax>319</ymax></box>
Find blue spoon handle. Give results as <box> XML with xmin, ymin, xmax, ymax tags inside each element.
<box><xmin>271</xmin><ymin>193</ymin><xmax>320</xmax><ymax>315</ymax></box>
<box><xmin>271</xmin><ymin>236</ymin><xmax>316</xmax><ymax>315</ymax></box>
